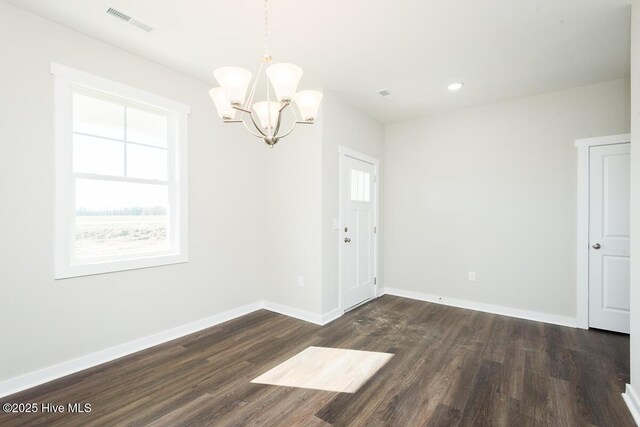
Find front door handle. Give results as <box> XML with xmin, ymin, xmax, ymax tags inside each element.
<box><xmin>592</xmin><ymin>243</ymin><xmax>601</xmax><ymax>250</ymax></box>
<box><xmin>344</xmin><ymin>237</ymin><xmax>351</xmax><ymax>243</ymax></box>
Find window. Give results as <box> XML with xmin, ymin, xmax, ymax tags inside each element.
<box><xmin>52</xmin><ymin>64</ymin><xmax>189</xmax><ymax>279</ymax></box>
<box><xmin>350</xmin><ymin>169</ymin><xmax>370</xmax><ymax>202</ymax></box>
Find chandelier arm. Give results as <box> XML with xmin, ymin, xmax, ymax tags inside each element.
<box><xmin>241</xmin><ymin>119</ymin><xmax>268</xmax><ymax>139</ymax></box>
<box><xmin>233</xmin><ymin>106</ymin><xmax>252</xmax><ymax>114</ymax></box>
<box><xmin>232</xmin><ymin>105</ymin><xmax>267</xmax><ymax>138</ymax></box>
<box><xmin>272</xmin><ymin>103</ymin><xmax>289</xmax><ymax>137</ymax></box>
<box><xmin>245</xmin><ymin>111</ymin><xmax>268</xmax><ymax>138</ymax></box>
<box><xmin>244</xmin><ymin>59</ymin><xmax>265</xmax><ymax>113</ymax></box>
<box><xmin>266</xmin><ymin>71</ymin><xmax>272</xmax><ymax>139</ymax></box>
<box><xmin>277</xmin><ymin>120</ymin><xmax>298</xmax><ymax>140</ymax></box>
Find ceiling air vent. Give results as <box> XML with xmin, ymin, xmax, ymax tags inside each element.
<box><xmin>106</xmin><ymin>7</ymin><xmax>131</xmax><ymax>22</ymax></box>
<box><xmin>377</xmin><ymin>89</ymin><xmax>392</xmax><ymax>97</ymax></box>
<box><xmin>129</xmin><ymin>19</ymin><xmax>153</xmax><ymax>32</ymax></box>
<box><xmin>105</xmin><ymin>6</ymin><xmax>153</xmax><ymax>32</ymax></box>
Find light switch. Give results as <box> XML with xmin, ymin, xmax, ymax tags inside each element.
<box><xmin>332</xmin><ymin>219</ymin><xmax>340</xmax><ymax>230</ymax></box>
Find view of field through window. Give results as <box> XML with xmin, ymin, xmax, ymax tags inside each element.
<box><xmin>72</xmin><ymin>90</ymin><xmax>171</xmax><ymax>261</ymax></box>
<box><xmin>75</xmin><ymin>179</ymin><xmax>170</xmax><ymax>259</ymax></box>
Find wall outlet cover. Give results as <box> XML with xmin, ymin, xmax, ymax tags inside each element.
<box><xmin>468</xmin><ymin>271</ymin><xmax>477</xmax><ymax>282</ymax></box>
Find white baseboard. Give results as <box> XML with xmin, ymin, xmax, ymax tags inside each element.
<box><xmin>262</xmin><ymin>301</ymin><xmax>343</xmax><ymax>326</ymax></box>
<box><xmin>0</xmin><ymin>299</ymin><xmax>347</xmax><ymax>399</ymax></box>
<box><xmin>623</xmin><ymin>384</ymin><xmax>640</xmax><ymax>426</ymax></box>
<box><xmin>322</xmin><ymin>307</ymin><xmax>343</xmax><ymax>325</ymax></box>
<box><xmin>382</xmin><ymin>287</ymin><xmax>577</xmax><ymax>328</ymax></box>
<box><xmin>0</xmin><ymin>301</ymin><xmax>262</xmax><ymax>399</ymax></box>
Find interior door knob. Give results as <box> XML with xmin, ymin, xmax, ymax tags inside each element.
<box><xmin>344</xmin><ymin>237</ymin><xmax>351</xmax><ymax>243</ymax></box>
<box><xmin>592</xmin><ymin>243</ymin><xmax>601</xmax><ymax>249</ymax></box>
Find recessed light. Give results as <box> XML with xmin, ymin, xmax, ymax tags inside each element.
<box><xmin>448</xmin><ymin>82</ymin><xmax>464</xmax><ymax>92</ymax></box>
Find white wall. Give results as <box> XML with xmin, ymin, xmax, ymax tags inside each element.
<box><xmin>629</xmin><ymin>0</ymin><xmax>640</xmax><ymax>411</ymax></box>
<box><xmin>263</xmin><ymin>91</ymin><xmax>385</xmax><ymax>317</ymax></box>
<box><xmin>264</xmin><ymin>110</ymin><xmax>324</xmax><ymax>315</ymax></box>
<box><xmin>0</xmin><ymin>3</ymin><xmax>386</xmax><ymax>389</ymax></box>
<box><xmin>0</xmin><ymin>2</ymin><xmax>269</xmax><ymax>383</ymax></box>
<box><xmin>383</xmin><ymin>79</ymin><xmax>630</xmax><ymax>320</ymax></box>
<box><xmin>322</xmin><ymin>92</ymin><xmax>384</xmax><ymax>312</ymax></box>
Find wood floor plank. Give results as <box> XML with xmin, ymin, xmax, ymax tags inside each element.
<box><xmin>0</xmin><ymin>296</ymin><xmax>634</xmax><ymax>426</ymax></box>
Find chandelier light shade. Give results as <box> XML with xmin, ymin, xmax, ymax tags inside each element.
<box><xmin>209</xmin><ymin>87</ymin><xmax>236</xmax><ymax>120</ymax></box>
<box><xmin>294</xmin><ymin>90</ymin><xmax>323</xmax><ymax>122</ymax></box>
<box><xmin>253</xmin><ymin>101</ymin><xmax>280</xmax><ymax>129</ymax></box>
<box><xmin>213</xmin><ymin>66</ymin><xmax>253</xmax><ymax>106</ymax></box>
<box><xmin>266</xmin><ymin>63</ymin><xmax>303</xmax><ymax>102</ymax></box>
<box><xmin>209</xmin><ymin>0</ymin><xmax>322</xmax><ymax>146</ymax></box>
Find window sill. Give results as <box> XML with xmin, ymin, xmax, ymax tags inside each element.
<box><xmin>54</xmin><ymin>253</ymin><xmax>188</xmax><ymax>280</ymax></box>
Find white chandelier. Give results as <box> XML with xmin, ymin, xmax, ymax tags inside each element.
<box><xmin>209</xmin><ymin>0</ymin><xmax>323</xmax><ymax>147</ymax></box>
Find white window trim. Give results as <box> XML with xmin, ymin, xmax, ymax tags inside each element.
<box><xmin>51</xmin><ymin>63</ymin><xmax>190</xmax><ymax>279</ymax></box>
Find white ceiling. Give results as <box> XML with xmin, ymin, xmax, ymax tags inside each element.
<box><xmin>6</xmin><ymin>0</ymin><xmax>632</xmax><ymax>123</ymax></box>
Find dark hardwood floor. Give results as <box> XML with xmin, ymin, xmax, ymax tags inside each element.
<box><xmin>0</xmin><ymin>295</ymin><xmax>633</xmax><ymax>426</ymax></box>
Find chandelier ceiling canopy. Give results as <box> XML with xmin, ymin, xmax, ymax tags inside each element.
<box><xmin>209</xmin><ymin>0</ymin><xmax>322</xmax><ymax>146</ymax></box>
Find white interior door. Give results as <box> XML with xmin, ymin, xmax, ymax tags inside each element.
<box><xmin>340</xmin><ymin>154</ymin><xmax>377</xmax><ymax>311</ymax></box>
<box><xmin>588</xmin><ymin>143</ymin><xmax>630</xmax><ymax>333</ymax></box>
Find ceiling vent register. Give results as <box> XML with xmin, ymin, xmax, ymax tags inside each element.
<box><xmin>105</xmin><ymin>6</ymin><xmax>153</xmax><ymax>32</ymax></box>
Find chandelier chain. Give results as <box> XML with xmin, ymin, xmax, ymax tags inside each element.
<box><xmin>264</xmin><ymin>0</ymin><xmax>269</xmax><ymax>53</ymax></box>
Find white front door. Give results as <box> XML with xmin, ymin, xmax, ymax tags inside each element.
<box><xmin>340</xmin><ymin>154</ymin><xmax>377</xmax><ymax>311</ymax></box>
<box><xmin>588</xmin><ymin>143</ymin><xmax>630</xmax><ymax>333</ymax></box>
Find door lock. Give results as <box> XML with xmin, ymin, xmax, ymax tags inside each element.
<box><xmin>344</xmin><ymin>237</ymin><xmax>351</xmax><ymax>243</ymax></box>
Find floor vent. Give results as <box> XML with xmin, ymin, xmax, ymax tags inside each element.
<box><xmin>105</xmin><ymin>6</ymin><xmax>153</xmax><ymax>32</ymax></box>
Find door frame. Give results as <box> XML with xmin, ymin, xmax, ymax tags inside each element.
<box><xmin>338</xmin><ymin>146</ymin><xmax>380</xmax><ymax>312</ymax></box>
<box><xmin>575</xmin><ymin>133</ymin><xmax>630</xmax><ymax>329</ymax></box>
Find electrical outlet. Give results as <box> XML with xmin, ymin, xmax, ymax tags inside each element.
<box><xmin>468</xmin><ymin>271</ymin><xmax>477</xmax><ymax>282</ymax></box>
<box><xmin>297</xmin><ymin>276</ymin><xmax>304</xmax><ymax>288</ymax></box>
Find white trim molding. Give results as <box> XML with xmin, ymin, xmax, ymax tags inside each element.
<box><xmin>262</xmin><ymin>301</ymin><xmax>325</xmax><ymax>325</ymax></box>
<box><xmin>50</xmin><ymin>63</ymin><xmax>191</xmax><ymax>114</ymax></box>
<box><xmin>574</xmin><ymin>133</ymin><xmax>631</xmax><ymax>149</ymax></box>
<box><xmin>382</xmin><ymin>287</ymin><xmax>577</xmax><ymax>328</ymax></box>
<box><xmin>0</xmin><ymin>302</ymin><xmax>262</xmax><ymax>399</ymax></box>
<box><xmin>322</xmin><ymin>307</ymin><xmax>344</xmax><ymax>325</ymax></box>
<box><xmin>51</xmin><ymin>62</ymin><xmax>190</xmax><ymax>279</ymax></box>
<box><xmin>262</xmin><ymin>302</ymin><xmax>344</xmax><ymax>326</ymax></box>
<box><xmin>623</xmin><ymin>384</ymin><xmax>640</xmax><ymax>425</ymax></box>
<box><xmin>574</xmin><ymin>133</ymin><xmax>631</xmax><ymax>329</ymax></box>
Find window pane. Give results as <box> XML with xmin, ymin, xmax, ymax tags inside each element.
<box><xmin>351</xmin><ymin>169</ymin><xmax>358</xmax><ymax>201</ymax></box>
<box><xmin>75</xmin><ymin>178</ymin><xmax>169</xmax><ymax>259</ymax></box>
<box><xmin>73</xmin><ymin>134</ymin><xmax>124</xmax><ymax>176</ymax></box>
<box><xmin>73</xmin><ymin>92</ymin><xmax>124</xmax><ymax>140</ymax></box>
<box><xmin>363</xmin><ymin>172</ymin><xmax>370</xmax><ymax>202</ymax></box>
<box><xmin>127</xmin><ymin>107</ymin><xmax>168</xmax><ymax>148</ymax></box>
<box><xmin>127</xmin><ymin>144</ymin><xmax>168</xmax><ymax>181</ymax></box>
